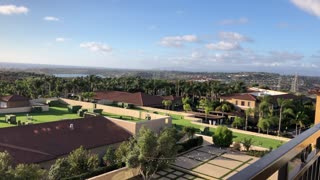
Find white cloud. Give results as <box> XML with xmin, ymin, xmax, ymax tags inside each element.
<box><xmin>291</xmin><ymin>0</ymin><xmax>320</xmax><ymax>17</ymax></box>
<box><xmin>219</xmin><ymin>17</ymin><xmax>248</xmax><ymax>25</ymax></box>
<box><xmin>43</xmin><ymin>16</ymin><xmax>59</xmax><ymax>21</ymax></box>
<box><xmin>160</xmin><ymin>35</ymin><xmax>198</xmax><ymax>47</ymax></box>
<box><xmin>0</xmin><ymin>5</ymin><xmax>28</xmax><ymax>15</ymax></box>
<box><xmin>80</xmin><ymin>42</ymin><xmax>112</xmax><ymax>53</ymax></box>
<box><xmin>206</xmin><ymin>41</ymin><xmax>241</xmax><ymax>51</ymax></box>
<box><xmin>219</xmin><ymin>32</ymin><xmax>252</xmax><ymax>42</ymax></box>
<box><xmin>55</xmin><ymin>38</ymin><xmax>66</xmax><ymax>42</ymax></box>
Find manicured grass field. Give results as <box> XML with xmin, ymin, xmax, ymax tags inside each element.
<box><xmin>170</xmin><ymin>114</ymin><xmax>284</xmax><ymax>149</ymax></box>
<box><xmin>0</xmin><ymin>107</ymin><xmax>80</xmax><ymax>128</ymax></box>
<box><xmin>102</xmin><ymin>112</ymin><xmax>143</xmax><ymax>122</ymax></box>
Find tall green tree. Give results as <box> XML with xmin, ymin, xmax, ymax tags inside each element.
<box><xmin>232</xmin><ymin>117</ymin><xmax>244</xmax><ymax>129</ymax></box>
<box><xmin>124</xmin><ymin>127</ymin><xmax>178</xmax><ymax>180</ymax></box>
<box><xmin>245</xmin><ymin>108</ymin><xmax>255</xmax><ymax>131</ymax></box>
<box><xmin>48</xmin><ymin>158</ymin><xmax>70</xmax><ymax>180</ymax></box>
<box><xmin>11</xmin><ymin>164</ymin><xmax>46</xmax><ymax>180</ymax></box>
<box><xmin>277</xmin><ymin>98</ymin><xmax>292</xmax><ymax>136</ymax></box>
<box><xmin>292</xmin><ymin>111</ymin><xmax>308</xmax><ymax>136</ymax></box>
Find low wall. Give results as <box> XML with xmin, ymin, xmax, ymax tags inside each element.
<box><xmin>109</xmin><ymin>116</ymin><xmax>171</xmax><ymax>135</ymax></box>
<box><xmin>108</xmin><ymin>118</ymin><xmax>137</xmax><ymax>134</ymax></box>
<box><xmin>30</xmin><ymin>98</ymin><xmax>59</xmax><ymax>104</ymax></box>
<box><xmin>96</xmin><ymin>104</ymin><xmax>141</xmax><ymax>118</ymax></box>
<box><xmin>88</xmin><ymin>167</ymin><xmax>139</xmax><ymax>180</ymax></box>
<box><xmin>59</xmin><ymin>98</ymin><xmax>95</xmax><ymax>109</ymax></box>
<box><xmin>59</xmin><ymin>98</ymin><xmax>170</xmax><ymax>122</ymax></box>
<box><xmin>40</xmin><ymin>105</ymin><xmax>49</xmax><ymax>112</ymax></box>
<box><xmin>139</xmin><ymin>106</ymin><xmax>201</xmax><ymax>121</ymax></box>
<box><xmin>0</xmin><ymin>107</ymin><xmax>31</xmax><ymax>114</ymax></box>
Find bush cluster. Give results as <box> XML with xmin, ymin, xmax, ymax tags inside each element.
<box><xmin>178</xmin><ymin>136</ymin><xmax>203</xmax><ymax>153</ymax></box>
<box><xmin>47</xmin><ymin>100</ymin><xmax>61</xmax><ymax>107</ymax></box>
<box><xmin>212</xmin><ymin>126</ymin><xmax>233</xmax><ymax>148</ymax></box>
<box><xmin>246</xmin><ymin>150</ymin><xmax>270</xmax><ymax>157</ymax></box>
<box><xmin>31</xmin><ymin>106</ymin><xmax>42</xmax><ymax>113</ymax></box>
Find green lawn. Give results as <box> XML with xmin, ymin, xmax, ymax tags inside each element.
<box><xmin>170</xmin><ymin>113</ymin><xmax>284</xmax><ymax>149</ymax></box>
<box><xmin>0</xmin><ymin>107</ymin><xmax>80</xmax><ymax>128</ymax></box>
<box><xmin>102</xmin><ymin>112</ymin><xmax>143</xmax><ymax>122</ymax></box>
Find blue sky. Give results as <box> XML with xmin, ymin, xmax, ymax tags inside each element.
<box><xmin>0</xmin><ymin>0</ymin><xmax>320</xmax><ymax>75</ymax></box>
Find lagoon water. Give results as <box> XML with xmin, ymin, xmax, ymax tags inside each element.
<box><xmin>53</xmin><ymin>74</ymin><xmax>106</xmax><ymax>78</ymax></box>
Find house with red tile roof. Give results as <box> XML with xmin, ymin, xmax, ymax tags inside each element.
<box><xmin>0</xmin><ymin>116</ymin><xmax>131</xmax><ymax>168</ymax></box>
<box><xmin>0</xmin><ymin>94</ymin><xmax>30</xmax><ymax>108</ymax></box>
<box><xmin>94</xmin><ymin>91</ymin><xmax>181</xmax><ymax>108</ymax></box>
<box><xmin>221</xmin><ymin>89</ymin><xmax>299</xmax><ymax>112</ymax></box>
<box><xmin>221</xmin><ymin>93</ymin><xmax>258</xmax><ymax>111</ymax></box>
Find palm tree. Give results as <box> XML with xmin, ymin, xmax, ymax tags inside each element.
<box><xmin>257</xmin><ymin>116</ymin><xmax>277</xmax><ymax>134</ymax></box>
<box><xmin>245</xmin><ymin>108</ymin><xmax>254</xmax><ymax>131</ymax></box>
<box><xmin>232</xmin><ymin>116</ymin><xmax>244</xmax><ymax>129</ymax></box>
<box><xmin>277</xmin><ymin>98</ymin><xmax>292</xmax><ymax>136</ymax></box>
<box><xmin>292</xmin><ymin>111</ymin><xmax>308</xmax><ymax>136</ymax></box>
<box><xmin>216</xmin><ymin>103</ymin><xmax>231</xmax><ymax>125</ymax></box>
<box><xmin>259</xmin><ymin>99</ymin><xmax>271</xmax><ymax>119</ymax></box>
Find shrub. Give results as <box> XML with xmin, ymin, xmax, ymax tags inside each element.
<box><xmin>5</xmin><ymin>115</ymin><xmax>16</xmax><ymax>124</ymax></box>
<box><xmin>232</xmin><ymin>142</ymin><xmax>241</xmax><ymax>151</ymax></box>
<box><xmin>48</xmin><ymin>100</ymin><xmax>61</xmax><ymax>107</ymax></box>
<box><xmin>183</xmin><ymin>126</ymin><xmax>197</xmax><ymax>139</ymax></box>
<box><xmin>178</xmin><ymin>136</ymin><xmax>203</xmax><ymax>153</ymax></box>
<box><xmin>68</xmin><ymin>105</ymin><xmax>82</xmax><ymax>113</ymax></box>
<box><xmin>83</xmin><ymin>112</ymin><xmax>99</xmax><ymax>118</ymax></box>
<box><xmin>200</xmin><ymin>127</ymin><xmax>210</xmax><ymax>135</ymax></box>
<box><xmin>103</xmin><ymin>147</ymin><xmax>116</xmax><ymax>167</ymax></box>
<box><xmin>92</xmin><ymin>109</ymin><xmax>103</xmax><ymax>114</ymax></box>
<box><xmin>31</xmin><ymin>106</ymin><xmax>42</xmax><ymax>113</ymax></box>
<box><xmin>212</xmin><ymin>126</ymin><xmax>233</xmax><ymax>148</ymax></box>
<box><xmin>246</xmin><ymin>150</ymin><xmax>270</xmax><ymax>157</ymax></box>
<box><xmin>77</xmin><ymin>109</ymin><xmax>88</xmax><ymax>117</ymax></box>
<box><xmin>123</xmin><ymin>103</ymin><xmax>133</xmax><ymax>109</ymax></box>
<box><xmin>242</xmin><ymin>137</ymin><xmax>253</xmax><ymax>151</ymax></box>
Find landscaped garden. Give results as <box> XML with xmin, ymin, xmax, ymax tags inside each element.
<box><xmin>102</xmin><ymin>112</ymin><xmax>143</xmax><ymax>122</ymax></box>
<box><xmin>0</xmin><ymin>106</ymin><xmax>80</xmax><ymax>128</ymax></box>
<box><xmin>163</xmin><ymin>113</ymin><xmax>284</xmax><ymax>149</ymax></box>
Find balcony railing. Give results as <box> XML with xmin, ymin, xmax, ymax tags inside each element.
<box><xmin>230</xmin><ymin>123</ymin><xmax>320</xmax><ymax>180</ymax></box>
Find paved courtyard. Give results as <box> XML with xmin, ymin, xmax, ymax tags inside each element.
<box><xmin>167</xmin><ymin>145</ymin><xmax>259</xmax><ymax>180</ymax></box>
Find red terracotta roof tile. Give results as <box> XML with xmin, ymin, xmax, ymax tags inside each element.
<box><xmin>0</xmin><ymin>116</ymin><xmax>132</xmax><ymax>164</ymax></box>
<box><xmin>94</xmin><ymin>91</ymin><xmax>165</xmax><ymax>106</ymax></box>
<box><xmin>0</xmin><ymin>94</ymin><xmax>29</xmax><ymax>102</ymax></box>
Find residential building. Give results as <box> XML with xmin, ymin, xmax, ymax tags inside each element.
<box><xmin>94</xmin><ymin>91</ymin><xmax>181</xmax><ymax>108</ymax></box>
<box><xmin>0</xmin><ymin>116</ymin><xmax>131</xmax><ymax>168</ymax></box>
<box><xmin>0</xmin><ymin>94</ymin><xmax>30</xmax><ymax>108</ymax></box>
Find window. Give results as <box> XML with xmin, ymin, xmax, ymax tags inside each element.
<box><xmin>248</xmin><ymin>102</ymin><xmax>251</xmax><ymax>107</ymax></box>
<box><xmin>241</xmin><ymin>101</ymin><xmax>245</xmax><ymax>106</ymax></box>
<box><xmin>235</xmin><ymin>100</ymin><xmax>238</xmax><ymax>105</ymax></box>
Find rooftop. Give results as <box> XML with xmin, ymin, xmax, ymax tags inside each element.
<box><xmin>0</xmin><ymin>94</ymin><xmax>29</xmax><ymax>102</ymax></box>
<box><xmin>0</xmin><ymin>116</ymin><xmax>132</xmax><ymax>164</ymax></box>
<box><xmin>94</xmin><ymin>91</ymin><xmax>167</xmax><ymax>106</ymax></box>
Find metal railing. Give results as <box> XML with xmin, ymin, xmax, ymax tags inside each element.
<box><xmin>229</xmin><ymin>123</ymin><xmax>320</xmax><ymax>180</ymax></box>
